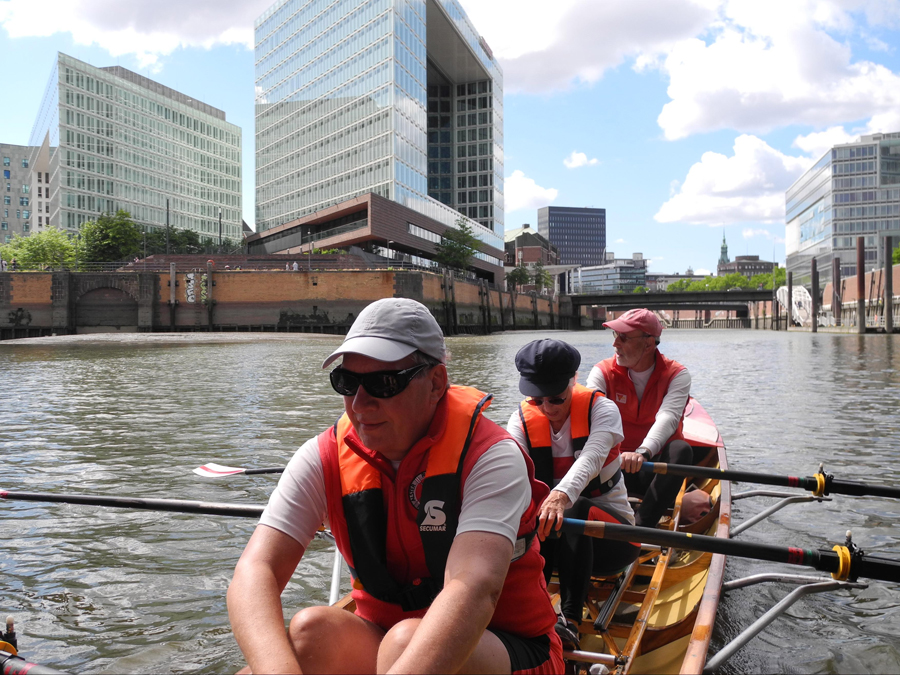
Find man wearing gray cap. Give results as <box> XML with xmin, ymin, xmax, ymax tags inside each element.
<box><xmin>228</xmin><ymin>298</ymin><xmax>563</xmax><ymax>675</ymax></box>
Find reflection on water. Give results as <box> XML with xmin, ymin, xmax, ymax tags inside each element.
<box><xmin>1</xmin><ymin>331</ymin><xmax>899</xmax><ymax>674</ymax></box>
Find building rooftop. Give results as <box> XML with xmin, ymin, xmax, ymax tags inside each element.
<box><xmin>100</xmin><ymin>65</ymin><xmax>226</xmax><ymax>120</ymax></box>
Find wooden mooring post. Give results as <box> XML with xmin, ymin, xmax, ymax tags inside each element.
<box><xmin>787</xmin><ymin>271</ymin><xmax>793</xmax><ymax>329</ymax></box>
<box><xmin>886</xmin><ymin>235</ymin><xmax>894</xmax><ymax>334</ymax></box>
<box><xmin>857</xmin><ymin>236</ymin><xmax>866</xmax><ymax>334</ymax></box>
<box><xmin>832</xmin><ymin>257</ymin><xmax>841</xmax><ymax>326</ymax></box>
<box><xmin>810</xmin><ymin>259</ymin><xmax>818</xmax><ymax>333</ymax></box>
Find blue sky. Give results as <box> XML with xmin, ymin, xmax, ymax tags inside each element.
<box><xmin>2</xmin><ymin>0</ymin><xmax>899</xmax><ymax>275</ymax></box>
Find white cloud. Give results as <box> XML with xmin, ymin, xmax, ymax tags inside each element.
<box><xmin>563</xmin><ymin>151</ymin><xmax>599</xmax><ymax>168</ymax></box>
<box><xmin>742</xmin><ymin>227</ymin><xmax>786</xmax><ymax>244</ymax></box>
<box><xmin>615</xmin><ymin>238</ymin><xmax>626</xmax><ymax>243</ymax></box>
<box><xmin>792</xmin><ymin>126</ymin><xmax>859</xmax><ymax>158</ymax></box>
<box><xmin>656</xmin><ymin>0</ymin><xmax>900</xmax><ymax>139</ymax></box>
<box><xmin>459</xmin><ymin>0</ymin><xmax>716</xmax><ymax>94</ymax></box>
<box><xmin>0</xmin><ymin>0</ymin><xmax>267</xmax><ymax>67</ymax></box>
<box><xmin>505</xmin><ymin>170</ymin><xmax>559</xmax><ymax>213</ymax></box>
<box><xmin>655</xmin><ymin>134</ymin><xmax>812</xmax><ymax>225</ymax></box>
<box><xmin>694</xmin><ymin>268</ymin><xmax>712</xmax><ymax>276</ymax></box>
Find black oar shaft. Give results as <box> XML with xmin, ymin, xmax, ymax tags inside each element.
<box><xmin>0</xmin><ymin>490</ymin><xmax>264</xmax><ymax>518</ymax></box>
<box><xmin>561</xmin><ymin>519</ymin><xmax>900</xmax><ymax>583</ymax></box>
<box><xmin>243</xmin><ymin>468</ymin><xmax>284</xmax><ymax>476</ymax></box>
<box><xmin>643</xmin><ymin>462</ymin><xmax>900</xmax><ymax>499</ymax></box>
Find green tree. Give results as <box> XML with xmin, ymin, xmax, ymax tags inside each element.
<box><xmin>144</xmin><ymin>228</ymin><xmax>206</xmax><ymax>255</ymax></box>
<box><xmin>80</xmin><ymin>210</ymin><xmax>142</xmax><ymax>262</ymax></box>
<box><xmin>893</xmin><ymin>242</ymin><xmax>899</xmax><ymax>265</ymax></box>
<box><xmin>506</xmin><ymin>264</ymin><xmax>531</xmax><ymax>292</ymax></box>
<box><xmin>0</xmin><ymin>227</ymin><xmax>77</xmax><ymax>270</ymax></box>
<box><xmin>749</xmin><ymin>266</ymin><xmax>787</xmax><ymax>290</ymax></box>
<box><xmin>434</xmin><ymin>219</ymin><xmax>479</xmax><ymax>270</ymax></box>
<box><xmin>532</xmin><ymin>260</ymin><xmax>553</xmax><ymax>292</ymax></box>
<box><xmin>666</xmin><ymin>279</ymin><xmax>691</xmax><ymax>292</ymax></box>
<box><xmin>633</xmin><ymin>285</ymin><xmax>648</xmax><ymax>293</ymax></box>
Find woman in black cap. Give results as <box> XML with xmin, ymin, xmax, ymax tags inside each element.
<box><xmin>507</xmin><ymin>338</ymin><xmax>639</xmax><ymax>649</ymax></box>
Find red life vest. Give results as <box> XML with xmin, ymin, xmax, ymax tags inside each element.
<box><xmin>517</xmin><ymin>384</ymin><xmax>620</xmax><ymax>496</ymax></box>
<box><xmin>318</xmin><ymin>385</ymin><xmax>557</xmax><ymax>637</ymax></box>
<box><xmin>596</xmin><ymin>351</ymin><xmax>686</xmax><ymax>453</ymax></box>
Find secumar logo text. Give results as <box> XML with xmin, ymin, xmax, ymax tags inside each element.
<box><xmin>420</xmin><ymin>500</ymin><xmax>447</xmax><ymax>531</ymax></box>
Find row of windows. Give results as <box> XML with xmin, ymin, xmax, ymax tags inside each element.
<box><xmin>834</xmin><ymin>175</ymin><xmax>877</xmax><ymax>190</ymax></box>
<box><xmin>833</xmin><ymin>160</ymin><xmax>875</xmax><ymax>175</ymax></box>
<box><xmin>456</xmin><ymin>190</ymin><xmax>491</xmax><ymax>204</ymax></box>
<box><xmin>64</xmin><ymin>66</ymin><xmax>239</xmax><ymax>146</ymax></box>
<box><xmin>833</xmin><ymin>218</ymin><xmax>900</xmax><ymax>233</ymax></box>
<box><xmin>833</xmin><ymin>145</ymin><xmax>876</xmax><ymax>160</ymax></box>
<box><xmin>408</xmin><ymin>222</ymin><xmax>441</xmax><ymax>244</ymax></box>
<box><xmin>457</xmin><ymin>158</ymin><xmax>493</xmax><ymax>174</ymax></box>
<box><xmin>834</xmin><ymin>204</ymin><xmax>900</xmax><ymax>218</ymax></box>
<box><xmin>2</xmin><ymin>158</ymin><xmax>28</xmax><ymax>168</ymax></box>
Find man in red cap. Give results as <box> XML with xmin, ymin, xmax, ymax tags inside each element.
<box><xmin>586</xmin><ymin>309</ymin><xmax>697</xmax><ymax>528</ymax></box>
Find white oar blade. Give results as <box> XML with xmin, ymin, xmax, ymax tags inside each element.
<box><xmin>193</xmin><ymin>463</ymin><xmax>248</xmax><ymax>478</ymax></box>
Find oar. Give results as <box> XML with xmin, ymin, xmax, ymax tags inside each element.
<box><xmin>193</xmin><ymin>463</ymin><xmax>284</xmax><ymax>478</ymax></box>
<box><xmin>641</xmin><ymin>461</ymin><xmax>900</xmax><ymax>499</ymax></box>
<box><xmin>0</xmin><ymin>489</ymin><xmax>264</xmax><ymax>518</ymax></box>
<box><xmin>560</xmin><ymin>518</ymin><xmax>900</xmax><ymax>583</ymax></box>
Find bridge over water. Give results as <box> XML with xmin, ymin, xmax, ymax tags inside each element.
<box><xmin>568</xmin><ymin>289</ymin><xmax>772</xmax><ymax>312</ymax></box>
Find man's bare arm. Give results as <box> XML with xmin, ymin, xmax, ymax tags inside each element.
<box><xmin>228</xmin><ymin>525</ymin><xmax>307</xmax><ymax>674</ymax></box>
<box><xmin>385</xmin><ymin>531</ymin><xmax>514</xmax><ymax>674</ymax></box>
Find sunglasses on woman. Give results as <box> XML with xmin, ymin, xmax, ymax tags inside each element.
<box><xmin>526</xmin><ymin>392</ymin><xmax>569</xmax><ymax>407</ymax></box>
<box><xmin>329</xmin><ymin>363</ymin><xmax>430</xmax><ymax>399</ymax></box>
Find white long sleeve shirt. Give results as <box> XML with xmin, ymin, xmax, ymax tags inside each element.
<box><xmin>586</xmin><ymin>363</ymin><xmax>691</xmax><ymax>458</ymax></box>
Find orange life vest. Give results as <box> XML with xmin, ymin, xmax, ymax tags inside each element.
<box><xmin>318</xmin><ymin>385</ymin><xmax>557</xmax><ymax>637</ymax></box>
<box><xmin>596</xmin><ymin>351</ymin><xmax>686</xmax><ymax>453</ymax></box>
<box><xmin>517</xmin><ymin>384</ymin><xmax>620</xmax><ymax>496</ymax></box>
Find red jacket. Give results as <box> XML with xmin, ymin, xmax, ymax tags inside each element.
<box><xmin>318</xmin><ymin>385</ymin><xmax>557</xmax><ymax>638</ymax></box>
<box><xmin>596</xmin><ymin>351</ymin><xmax>686</xmax><ymax>453</ymax></box>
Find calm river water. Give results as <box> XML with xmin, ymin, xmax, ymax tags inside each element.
<box><xmin>1</xmin><ymin>329</ymin><xmax>899</xmax><ymax>674</ymax></box>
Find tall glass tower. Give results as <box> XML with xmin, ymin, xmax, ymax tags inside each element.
<box><xmin>254</xmin><ymin>0</ymin><xmax>503</xmax><ymax>250</ymax></box>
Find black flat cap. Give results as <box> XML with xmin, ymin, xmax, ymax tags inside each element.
<box><xmin>514</xmin><ymin>339</ymin><xmax>581</xmax><ymax>397</ymax></box>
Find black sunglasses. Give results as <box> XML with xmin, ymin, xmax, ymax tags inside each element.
<box><xmin>526</xmin><ymin>391</ymin><xmax>569</xmax><ymax>407</ymax></box>
<box><xmin>329</xmin><ymin>364</ymin><xmax>430</xmax><ymax>399</ymax></box>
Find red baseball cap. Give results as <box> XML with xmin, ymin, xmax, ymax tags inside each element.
<box><xmin>602</xmin><ymin>308</ymin><xmax>663</xmax><ymax>337</ymax></box>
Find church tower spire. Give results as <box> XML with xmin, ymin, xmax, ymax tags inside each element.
<box><xmin>719</xmin><ymin>231</ymin><xmax>729</xmax><ymax>265</ymax></box>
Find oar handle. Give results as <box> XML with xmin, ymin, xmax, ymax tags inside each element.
<box><xmin>558</xmin><ymin>518</ymin><xmax>900</xmax><ymax>583</ymax></box>
<box><xmin>642</xmin><ymin>462</ymin><xmax>900</xmax><ymax>499</ymax></box>
<box><xmin>0</xmin><ymin>490</ymin><xmax>265</xmax><ymax>518</ymax></box>
<box><xmin>242</xmin><ymin>468</ymin><xmax>285</xmax><ymax>476</ymax></box>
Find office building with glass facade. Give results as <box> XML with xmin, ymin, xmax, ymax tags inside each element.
<box><xmin>578</xmin><ymin>251</ymin><xmax>647</xmax><ymax>294</ymax></box>
<box><xmin>786</xmin><ymin>132</ymin><xmax>900</xmax><ymax>289</ymax></box>
<box><xmin>1</xmin><ymin>144</ymin><xmax>40</xmax><ymax>243</ymax></box>
<box><xmin>537</xmin><ymin>206</ymin><xmax>606</xmax><ymax>267</ymax></box>
<box><xmin>27</xmin><ymin>53</ymin><xmax>242</xmax><ymax>243</ymax></box>
<box><xmin>254</xmin><ymin>0</ymin><xmax>504</xmax><ymax>258</ymax></box>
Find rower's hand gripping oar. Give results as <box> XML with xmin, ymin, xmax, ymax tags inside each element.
<box><xmin>640</xmin><ymin>461</ymin><xmax>900</xmax><ymax>500</ymax></box>
<box><xmin>559</xmin><ymin>518</ymin><xmax>900</xmax><ymax>584</ymax></box>
<box><xmin>193</xmin><ymin>463</ymin><xmax>284</xmax><ymax>478</ymax></box>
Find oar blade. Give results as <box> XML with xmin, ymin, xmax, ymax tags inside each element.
<box><xmin>193</xmin><ymin>463</ymin><xmax>248</xmax><ymax>478</ymax></box>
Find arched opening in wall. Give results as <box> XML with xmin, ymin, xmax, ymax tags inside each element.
<box><xmin>75</xmin><ymin>287</ymin><xmax>139</xmax><ymax>333</ymax></box>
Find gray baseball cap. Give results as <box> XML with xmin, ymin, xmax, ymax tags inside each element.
<box><xmin>322</xmin><ymin>298</ymin><xmax>446</xmax><ymax>368</ymax></box>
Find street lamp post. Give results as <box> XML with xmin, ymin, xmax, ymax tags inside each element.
<box><xmin>166</xmin><ymin>198</ymin><xmax>170</xmax><ymax>255</ymax></box>
<box><xmin>308</xmin><ymin>227</ymin><xmax>312</xmax><ymax>272</ymax></box>
<box><xmin>218</xmin><ymin>208</ymin><xmax>223</xmax><ymax>254</ymax></box>
<box><xmin>387</xmin><ymin>241</ymin><xmax>394</xmax><ymax>264</ymax></box>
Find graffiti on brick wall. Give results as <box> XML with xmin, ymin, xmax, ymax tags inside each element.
<box><xmin>185</xmin><ymin>273</ymin><xmax>209</xmax><ymax>304</ymax></box>
<box><xmin>8</xmin><ymin>308</ymin><xmax>31</xmax><ymax>326</ymax></box>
